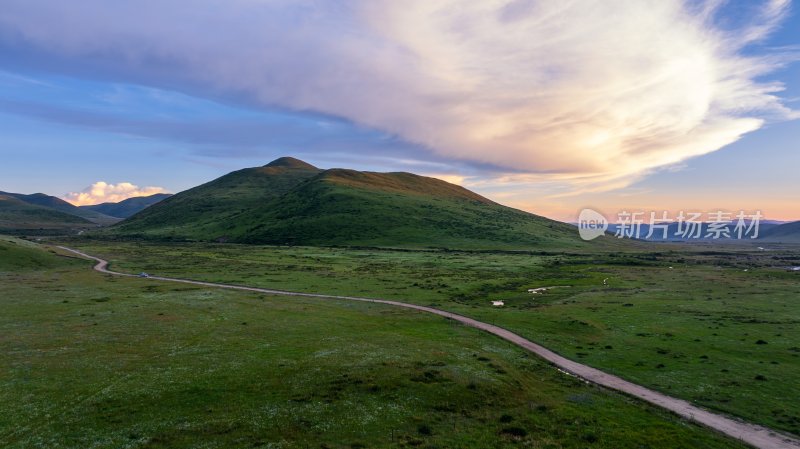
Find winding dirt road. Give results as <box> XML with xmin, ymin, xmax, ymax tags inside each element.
<box><xmin>59</xmin><ymin>246</ymin><xmax>800</xmax><ymax>449</ymax></box>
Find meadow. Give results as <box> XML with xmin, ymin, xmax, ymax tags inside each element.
<box><xmin>65</xmin><ymin>240</ymin><xmax>800</xmax><ymax>436</ymax></box>
<box><xmin>0</xmin><ymin>236</ymin><xmax>747</xmax><ymax>448</ymax></box>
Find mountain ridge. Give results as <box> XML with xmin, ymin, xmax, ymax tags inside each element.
<box><xmin>80</xmin><ymin>193</ymin><xmax>172</xmax><ymax>218</ymax></box>
<box><xmin>0</xmin><ymin>190</ymin><xmax>118</xmax><ymax>225</ymax></box>
<box><xmin>0</xmin><ymin>193</ymin><xmax>94</xmax><ymax>235</ymax></box>
<box><xmin>106</xmin><ymin>157</ymin><xmax>608</xmax><ymax>250</ymax></box>
<box><xmin>264</xmin><ymin>156</ymin><xmax>319</xmax><ymax>170</ymax></box>
<box><xmin>760</xmin><ymin>220</ymin><xmax>800</xmax><ymax>242</ymax></box>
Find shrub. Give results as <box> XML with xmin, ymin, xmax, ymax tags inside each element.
<box><xmin>501</xmin><ymin>427</ymin><xmax>528</xmax><ymax>437</ymax></box>
<box><xmin>417</xmin><ymin>424</ymin><xmax>432</xmax><ymax>436</ymax></box>
<box><xmin>499</xmin><ymin>414</ymin><xmax>514</xmax><ymax>423</ymax></box>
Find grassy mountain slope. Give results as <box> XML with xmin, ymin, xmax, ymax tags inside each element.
<box><xmin>0</xmin><ymin>191</ymin><xmax>118</xmax><ymax>225</ymax></box>
<box><xmin>108</xmin><ymin>157</ymin><xmax>608</xmax><ymax>250</ymax></box>
<box><xmin>760</xmin><ymin>220</ymin><xmax>800</xmax><ymax>242</ymax></box>
<box><xmin>112</xmin><ymin>157</ymin><xmax>322</xmax><ymax>238</ymax></box>
<box><xmin>0</xmin><ymin>235</ymin><xmax>73</xmax><ymax>271</ymax></box>
<box><xmin>0</xmin><ymin>194</ymin><xmax>93</xmax><ymax>235</ymax></box>
<box><xmin>80</xmin><ymin>193</ymin><xmax>172</xmax><ymax>218</ymax></box>
<box><xmin>228</xmin><ymin>169</ymin><xmax>586</xmax><ymax>249</ymax></box>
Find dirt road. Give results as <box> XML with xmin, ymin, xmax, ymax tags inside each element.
<box><xmin>59</xmin><ymin>246</ymin><xmax>800</xmax><ymax>449</ymax></box>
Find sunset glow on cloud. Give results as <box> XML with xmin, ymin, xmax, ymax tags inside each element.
<box><xmin>0</xmin><ymin>0</ymin><xmax>794</xmax><ymax>193</ymax></box>
<box><xmin>0</xmin><ymin>1</ymin><xmax>798</xmax><ymax>220</ymax></box>
<box><xmin>63</xmin><ymin>182</ymin><xmax>166</xmax><ymax>206</ymax></box>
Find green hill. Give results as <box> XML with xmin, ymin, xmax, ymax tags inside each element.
<box><xmin>110</xmin><ymin>157</ymin><xmax>322</xmax><ymax>237</ymax></box>
<box><xmin>79</xmin><ymin>193</ymin><xmax>172</xmax><ymax>218</ymax></box>
<box><xmin>0</xmin><ymin>191</ymin><xmax>118</xmax><ymax>225</ymax></box>
<box><xmin>0</xmin><ymin>235</ymin><xmax>72</xmax><ymax>271</ymax></box>
<box><xmin>107</xmin><ymin>157</ymin><xmax>607</xmax><ymax>250</ymax></box>
<box><xmin>0</xmin><ymin>194</ymin><xmax>94</xmax><ymax>235</ymax></box>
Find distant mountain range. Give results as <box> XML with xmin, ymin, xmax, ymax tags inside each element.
<box><xmin>608</xmin><ymin>220</ymin><xmax>800</xmax><ymax>242</ymax></box>
<box><xmin>79</xmin><ymin>193</ymin><xmax>172</xmax><ymax>219</ymax></box>
<box><xmin>0</xmin><ymin>190</ymin><xmax>169</xmax><ymax>235</ymax></box>
<box><xmin>0</xmin><ymin>193</ymin><xmax>92</xmax><ymax>235</ymax></box>
<box><xmin>3</xmin><ymin>158</ymin><xmax>797</xmax><ymax>247</ymax></box>
<box><xmin>105</xmin><ymin>157</ymin><xmax>605</xmax><ymax>249</ymax></box>
<box><xmin>0</xmin><ymin>191</ymin><xmax>118</xmax><ymax>225</ymax></box>
<box><xmin>760</xmin><ymin>221</ymin><xmax>800</xmax><ymax>242</ymax></box>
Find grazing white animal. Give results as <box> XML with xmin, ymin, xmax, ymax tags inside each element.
<box><xmin>602</xmin><ymin>278</ymin><xmax>608</xmax><ymax>286</ymax></box>
<box><xmin>491</xmin><ymin>300</ymin><xmax>505</xmax><ymax>307</ymax></box>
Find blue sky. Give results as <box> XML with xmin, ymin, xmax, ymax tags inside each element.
<box><xmin>0</xmin><ymin>0</ymin><xmax>798</xmax><ymax>221</ymax></box>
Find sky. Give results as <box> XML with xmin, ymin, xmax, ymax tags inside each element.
<box><xmin>0</xmin><ymin>0</ymin><xmax>798</xmax><ymax>221</ymax></box>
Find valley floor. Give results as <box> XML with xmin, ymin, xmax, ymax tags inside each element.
<box><xmin>63</xmin><ymin>240</ymin><xmax>800</xmax><ymax>438</ymax></box>
<box><xmin>0</xmin><ymin>245</ymin><xmax>747</xmax><ymax>448</ymax></box>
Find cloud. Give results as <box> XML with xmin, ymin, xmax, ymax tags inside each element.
<box><xmin>0</xmin><ymin>97</ymin><xmax>453</xmax><ymax>167</ymax></box>
<box><xmin>0</xmin><ymin>0</ymin><xmax>795</xmax><ymax>192</ymax></box>
<box><xmin>63</xmin><ymin>182</ymin><xmax>167</xmax><ymax>206</ymax></box>
<box><xmin>425</xmin><ymin>173</ymin><xmax>466</xmax><ymax>186</ymax></box>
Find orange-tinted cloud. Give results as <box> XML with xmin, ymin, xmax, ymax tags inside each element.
<box><xmin>63</xmin><ymin>182</ymin><xmax>166</xmax><ymax>206</ymax></box>
<box><xmin>425</xmin><ymin>173</ymin><xmax>466</xmax><ymax>186</ymax></box>
<box><xmin>1</xmin><ymin>0</ymin><xmax>795</xmax><ymax>194</ymax></box>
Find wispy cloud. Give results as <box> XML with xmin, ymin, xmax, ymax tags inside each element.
<box><xmin>0</xmin><ymin>0</ymin><xmax>795</xmax><ymax>192</ymax></box>
<box><xmin>63</xmin><ymin>182</ymin><xmax>166</xmax><ymax>206</ymax></box>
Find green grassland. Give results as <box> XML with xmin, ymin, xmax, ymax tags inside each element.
<box><xmin>66</xmin><ymin>240</ymin><xmax>800</xmax><ymax>436</ymax></box>
<box><xmin>0</xmin><ymin>239</ymin><xmax>745</xmax><ymax>448</ymax></box>
<box><xmin>0</xmin><ymin>235</ymin><xmax>73</xmax><ymax>271</ymax></box>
